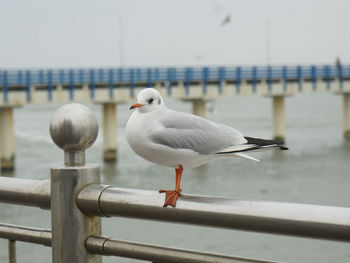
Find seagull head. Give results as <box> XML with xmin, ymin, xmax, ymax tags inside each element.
<box><xmin>129</xmin><ymin>88</ymin><xmax>165</xmax><ymax>113</ymax></box>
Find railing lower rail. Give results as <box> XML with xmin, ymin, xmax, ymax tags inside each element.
<box><xmin>86</xmin><ymin>236</ymin><xmax>276</xmax><ymax>263</ymax></box>
<box><xmin>0</xmin><ymin>223</ymin><xmax>275</xmax><ymax>263</ymax></box>
<box><xmin>0</xmin><ymin>223</ymin><xmax>51</xmax><ymax>263</ymax></box>
<box><xmin>0</xmin><ymin>223</ymin><xmax>51</xmax><ymax>246</ymax></box>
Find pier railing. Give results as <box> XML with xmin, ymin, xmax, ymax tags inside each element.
<box><xmin>2</xmin><ymin>65</ymin><xmax>350</xmax><ymax>87</ymax></box>
<box><xmin>1</xmin><ymin>64</ymin><xmax>350</xmax><ymax>102</ymax></box>
<box><xmin>0</xmin><ymin>103</ymin><xmax>349</xmax><ymax>263</ymax></box>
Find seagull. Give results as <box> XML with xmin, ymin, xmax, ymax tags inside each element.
<box><xmin>126</xmin><ymin>88</ymin><xmax>288</xmax><ymax>208</ymax></box>
<box><xmin>221</xmin><ymin>14</ymin><xmax>231</xmax><ymax>27</ymax></box>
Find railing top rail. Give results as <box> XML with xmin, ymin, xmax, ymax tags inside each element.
<box><xmin>1</xmin><ymin>177</ymin><xmax>349</xmax><ymax>243</ymax></box>
<box><xmin>0</xmin><ymin>177</ymin><xmax>50</xmax><ymax>209</ymax></box>
<box><xmin>77</xmin><ymin>184</ymin><xmax>350</xmax><ymax>243</ymax></box>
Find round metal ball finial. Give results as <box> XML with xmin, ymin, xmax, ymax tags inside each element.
<box><xmin>50</xmin><ymin>103</ymin><xmax>99</xmax><ymax>152</ymax></box>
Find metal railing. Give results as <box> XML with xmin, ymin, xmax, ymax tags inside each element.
<box><xmin>0</xmin><ymin>223</ymin><xmax>274</xmax><ymax>263</ymax></box>
<box><xmin>1</xmin><ymin>65</ymin><xmax>349</xmax><ymax>86</ymax></box>
<box><xmin>0</xmin><ymin>103</ymin><xmax>349</xmax><ymax>262</ymax></box>
<box><xmin>1</xmin><ymin>64</ymin><xmax>349</xmax><ymax>102</ymax></box>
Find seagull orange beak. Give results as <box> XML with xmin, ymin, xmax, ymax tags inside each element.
<box><xmin>129</xmin><ymin>103</ymin><xmax>144</xmax><ymax>110</ymax></box>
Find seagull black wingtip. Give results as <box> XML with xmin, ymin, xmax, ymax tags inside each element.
<box><xmin>279</xmin><ymin>146</ymin><xmax>289</xmax><ymax>150</ymax></box>
<box><xmin>244</xmin><ymin>136</ymin><xmax>289</xmax><ymax>151</ymax></box>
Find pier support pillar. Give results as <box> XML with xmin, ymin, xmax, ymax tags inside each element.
<box><xmin>192</xmin><ymin>99</ymin><xmax>206</xmax><ymax>118</ymax></box>
<box><xmin>0</xmin><ymin>107</ymin><xmax>15</xmax><ymax>171</ymax></box>
<box><xmin>272</xmin><ymin>96</ymin><xmax>286</xmax><ymax>141</ymax></box>
<box><xmin>102</xmin><ymin>103</ymin><xmax>118</xmax><ymax>162</ymax></box>
<box><xmin>182</xmin><ymin>98</ymin><xmax>208</xmax><ymax>118</ymax></box>
<box><xmin>343</xmin><ymin>93</ymin><xmax>350</xmax><ymax>139</ymax></box>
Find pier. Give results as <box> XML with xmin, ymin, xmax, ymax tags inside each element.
<box><xmin>1</xmin><ymin>64</ymin><xmax>350</xmax><ymax>170</ymax></box>
<box><xmin>0</xmin><ymin>103</ymin><xmax>349</xmax><ymax>263</ymax></box>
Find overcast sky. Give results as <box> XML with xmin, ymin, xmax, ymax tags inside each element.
<box><xmin>0</xmin><ymin>0</ymin><xmax>349</xmax><ymax>68</ymax></box>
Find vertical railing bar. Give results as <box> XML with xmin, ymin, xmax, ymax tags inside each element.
<box><xmin>90</xmin><ymin>69</ymin><xmax>95</xmax><ymax>99</ymax></box>
<box><xmin>311</xmin><ymin>65</ymin><xmax>317</xmax><ymax>91</ymax></box>
<box><xmin>297</xmin><ymin>66</ymin><xmax>302</xmax><ymax>92</ymax></box>
<box><xmin>338</xmin><ymin>64</ymin><xmax>344</xmax><ymax>90</ymax></box>
<box><xmin>267</xmin><ymin>66</ymin><xmax>272</xmax><ymax>93</ymax></box>
<box><xmin>218</xmin><ymin>67</ymin><xmax>225</xmax><ymax>94</ymax></box>
<box><xmin>59</xmin><ymin>69</ymin><xmax>64</xmax><ymax>86</ymax></box>
<box><xmin>167</xmin><ymin>68</ymin><xmax>172</xmax><ymax>96</ymax></box>
<box><xmin>236</xmin><ymin>67</ymin><xmax>241</xmax><ymax>94</ymax></box>
<box><xmin>3</xmin><ymin>70</ymin><xmax>8</xmax><ymax>103</ymax></box>
<box><xmin>98</xmin><ymin>69</ymin><xmax>104</xmax><ymax>84</ymax></box>
<box><xmin>325</xmin><ymin>65</ymin><xmax>331</xmax><ymax>91</ymax></box>
<box><xmin>155</xmin><ymin>68</ymin><xmax>159</xmax><ymax>83</ymax></box>
<box><xmin>171</xmin><ymin>68</ymin><xmax>176</xmax><ymax>93</ymax></box>
<box><xmin>173</xmin><ymin>68</ymin><xmax>177</xmax><ymax>87</ymax></box>
<box><xmin>78</xmin><ymin>69</ymin><xmax>83</xmax><ymax>85</ymax></box>
<box><xmin>69</xmin><ymin>69</ymin><xmax>74</xmax><ymax>100</ymax></box>
<box><xmin>282</xmin><ymin>66</ymin><xmax>287</xmax><ymax>92</ymax></box>
<box><xmin>8</xmin><ymin>239</ymin><xmax>16</xmax><ymax>263</ymax></box>
<box><xmin>203</xmin><ymin>67</ymin><xmax>208</xmax><ymax>95</ymax></box>
<box><xmin>252</xmin><ymin>66</ymin><xmax>257</xmax><ymax>93</ymax></box>
<box><xmin>130</xmin><ymin>68</ymin><xmax>135</xmax><ymax>97</ymax></box>
<box><xmin>108</xmin><ymin>68</ymin><xmax>114</xmax><ymax>99</ymax></box>
<box><xmin>185</xmin><ymin>68</ymin><xmax>191</xmax><ymax>95</ymax></box>
<box><xmin>25</xmin><ymin>70</ymin><xmax>31</xmax><ymax>102</ymax></box>
<box><xmin>48</xmin><ymin>70</ymin><xmax>53</xmax><ymax>101</ymax></box>
<box><xmin>118</xmin><ymin>68</ymin><xmax>123</xmax><ymax>86</ymax></box>
<box><xmin>167</xmin><ymin>68</ymin><xmax>173</xmax><ymax>96</ymax></box>
<box><xmin>17</xmin><ymin>70</ymin><xmax>23</xmax><ymax>86</ymax></box>
<box><xmin>147</xmin><ymin>68</ymin><xmax>152</xmax><ymax>88</ymax></box>
<box><xmin>135</xmin><ymin>68</ymin><xmax>141</xmax><ymax>83</ymax></box>
<box><xmin>134</xmin><ymin>68</ymin><xmax>138</xmax><ymax>83</ymax></box>
<box><xmin>39</xmin><ymin>70</ymin><xmax>44</xmax><ymax>86</ymax></box>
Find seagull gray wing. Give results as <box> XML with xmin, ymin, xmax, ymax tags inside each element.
<box><xmin>150</xmin><ymin>109</ymin><xmax>247</xmax><ymax>155</ymax></box>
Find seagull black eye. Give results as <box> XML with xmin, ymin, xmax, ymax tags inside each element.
<box><xmin>148</xmin><ymin>98</ymin><xmax>154</xmax><ymax>104</ymax></box>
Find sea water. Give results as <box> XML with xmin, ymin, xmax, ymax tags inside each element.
<box><xmin>0</xmin><ymin>93</ymin><xmax>349</xmax><ymax>262</ymax></box>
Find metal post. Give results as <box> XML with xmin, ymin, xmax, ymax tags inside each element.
<box><xmin>49</xmin><ymin>103</ymin><xmax>102</xmax><ymax>263</ymax></box>
<box><xmin>8</xmin><ymin>240</ymin><xmax>16</xmax><ymax>263</ymax></box>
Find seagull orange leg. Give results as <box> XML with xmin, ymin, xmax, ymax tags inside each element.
<box><xmin>159</xmin><ymin>165</ymin><xmax>183</xmax><ymax>207</ymax></box>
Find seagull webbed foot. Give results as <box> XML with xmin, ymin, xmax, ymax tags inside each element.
<box><xmin>159</xmin><ymin>189</ymin><xmax>181</xmax><ymax>207</ymax></box>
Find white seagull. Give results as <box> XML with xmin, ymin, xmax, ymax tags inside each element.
<box><xmin>126</xmin><ymin>88</ymin><xmax>288</xmax><ymax>207</ymax></box>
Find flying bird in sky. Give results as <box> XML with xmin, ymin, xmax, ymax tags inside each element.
<box><xmin>221</xmin><ymin>14</ymin><xmax>231</xmax><ymax>27</ymax></box>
